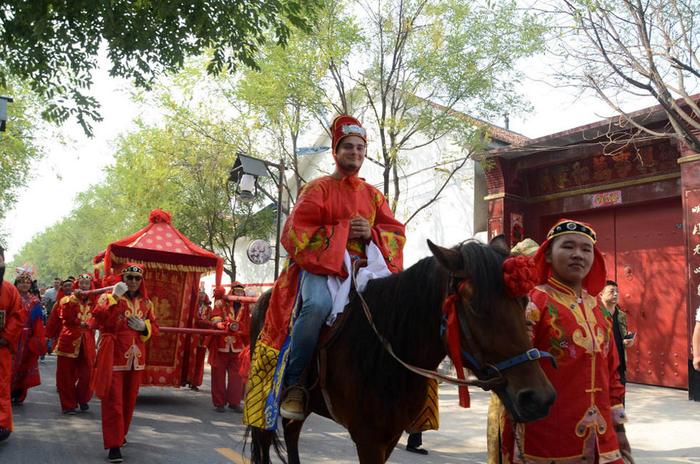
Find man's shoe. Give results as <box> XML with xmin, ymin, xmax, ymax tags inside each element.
<box><xmin>63</xmin><ymin>409</ymin><xmax>77</xmax><ymax>415</ymax></box>
<box><xmin>280</xmin><ymin>386</ymin><xmax>306</xmax><ymax>420</ymax></box>
<box><xmin>108</xmin><ymin>447</ymin><xmax>123</xmax><ymax>463</ymax></box>
<box><xmin>0</xmin><ymin>428</ymin><xmax>10</xmax><ymax>442</ymax></box>
<box><xmin>79</xmin><ymin>403</ymin><xmax>89</xmax><ymax>411</ymax></box>
<box><xmin>189</xmin><ymin>385</ymin><xmax>200</xmax><ymax>392</ymax></box>
<box><xmin>406</xmin><ymin>445</ymin><xmax>429</xmax><ymax>455</ymax></box>
<box><xmin>215</xmin><ymin>406</ymin><xmax>226</xmax><ymax>413</ymax></box>
<box><xmin>228</xmin><ymin>405</ymin><xmax>244</xmax><ymax>413</ymax></box>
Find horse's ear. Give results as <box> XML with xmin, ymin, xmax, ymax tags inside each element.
<box><xmin>427</xmin><ymin>239</ymin><xmax>463</xmax><ymax>273</ymax></box>
<box><xmin>489</xmin><ymin>234</ymin><xmax>510</xmax><ymax>255</ymax></box>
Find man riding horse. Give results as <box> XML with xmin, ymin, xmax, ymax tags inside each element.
<box><xmin>243</xmin><ymin>115</ymin><xmax>406</xmax><ymax>428</ymax></box>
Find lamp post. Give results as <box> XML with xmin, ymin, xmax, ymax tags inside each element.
<box><xmin>0</xmin><ymin>96</ymin><xmax>14</xmax><ymax>132</ymax></box>
<box><xmin>229</xmin><ymin>152</ymin><xmax>286</xmax><ymax>279</ymax></box>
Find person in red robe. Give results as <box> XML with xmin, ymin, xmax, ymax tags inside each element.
<box><xmin>243</xmin><ymin>115</ymin><xmax>406</xmax><ymax>429</ymax></box>
<box><xmin>188</xmin><ymin>288</ymin><xmax>212</xmax><ymax>391</ymax></box>
<box><xmin>53</xmin><ymin>273</ymin><xmax>97</xmax><ymax>414</ymax></box>
<box><xmin>208</xmin><ymin>282</ymin><xmax>250</xmax><ymax>412</ymax></box>
<box><xmin>500</xmin><ymin>219</ymin><xmax>630</xmax><ymax>463</ymax></box>
<box><xmin>91</xmin><ymin>264</ymin><xmax>158</xmax><ymax>463</ymax></box>
<box><xmin>45</xmin><ymin>277</ymin><xmax>77</xmax><ymax>356</ymax></box>
<box><xmin>0</xmin><ymin>245</ymin><xmax>25</xmax><ymax>442</ymax></box>
<box><xmin>10</xmin><ymin>268</ymin><xmax>46</xmax><ymax>405</ymax></box>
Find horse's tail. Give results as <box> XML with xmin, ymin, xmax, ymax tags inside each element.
<box><xmin>244</xmin><ymin>426</ymin><xmax>287</xmax><ymax>464</ymax></box>
<box><xmin>250</xmin><ymin>289</ymin><xmax>272</xmax><ymax>352</ymax></box>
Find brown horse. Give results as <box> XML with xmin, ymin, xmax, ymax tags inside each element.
<box><xmin>247</xmin><ymin>236</ymin><xmax>556</xmax><ymax>463</ymax></box>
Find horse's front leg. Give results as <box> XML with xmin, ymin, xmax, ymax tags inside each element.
<box><xmin>382</xmin><ymin>432</ymin><xmax>404</xmax><ymax>462</ymax></box>
<box><xmin>282</xmin><ymin>418</ymin><xmax>305</xmax><ymax>464</ymax></box>
<box><xmin>353</xmin><ymin>437</ymin><xmax>391</xmax><ymax>464</ymax></box>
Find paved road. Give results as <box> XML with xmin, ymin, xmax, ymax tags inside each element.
<box><xmin>1</xmin><ymin>355</ymin><xmax>699</xmax><ymax>463</ymax></box>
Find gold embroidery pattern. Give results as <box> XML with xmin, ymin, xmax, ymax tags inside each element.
<box><xmin>243</xmin><ymin>342</ymin><xmax>280</xmax><ymax>428</ymax></box>
<box><xmin>122</xmin><ymin>297</ymin><xmax>144</xmax><ymax>319</ymax></box>
<box><xmin>406</xmin><ymin>379</ymin><xmax>440</xmax><ymax>433</ymax></box>
<box><xmin>381</xmin><ymin>231</ymin><xmax>405</xmax><ymax>262</ymax></box>
<box><xmin>78</xmin><ymin>303</ymin><xmax>92</xmax><ymax>323</ymax></box>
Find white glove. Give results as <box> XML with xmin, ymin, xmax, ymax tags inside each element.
<box><xmin>112</xmin><ymin>282</ymin><xmax>128</xmax><ymax>298</ymax></box>
<box><xmin>127</xmin><ymin>316</ymin><xmax>146</xmax><ymax>332</ymax></box>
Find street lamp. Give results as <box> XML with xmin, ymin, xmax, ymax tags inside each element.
<box><xmin>0</xmin><ymin>96</ymin><xmax>14</xmax><ymax>132</ymax></box>
<box><xmin>229</xmin><ymin>152</ymin><xmax>286</xmax><ymax>279</ymax></box>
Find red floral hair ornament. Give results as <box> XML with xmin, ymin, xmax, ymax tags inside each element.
<box><xmin>502</xmin><ymin>255</ymin><xmax>538</xmax><ymax>297</ymax></box>
<box><xmin>213</xmin><ymin>286</ymin><xmax>227</xmax><ymax>299</ymax></box>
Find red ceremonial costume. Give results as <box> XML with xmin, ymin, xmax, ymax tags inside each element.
<box><xmin>209</xmin><ymin>284</ymin><xmax>251</xmax><ymax>409</ymax></box>
<box><xmin>94</xmin><ymin>209</ymin><xmax>224</xmax><ymax>389</ymax></box>
<box><xmin>53</xmin><ymin>274</ymin><xmax>97</xmax><ymax>412</ymax></box>
<box><xmin>501</xmin><ymin>219</ymin><xmax>626</xmax><ymax>464</ymax></box>
<box><xmin>91</xmin><ymin>265</ymin><xmax>158</xmax><ymax>450</ymax></box>
<box><xmin>11</xmin><ymin>272</ymin><xmax>46</xmax><ymax>403</ymax></box>
<box><xmin>0</xmin><ymin>280</ymin><xmax>25</xmax><ymax>433</ymax></box>
<box><xmin>244</xmin><ymin>115</ymin><xmax>406</xmax><ymax>430</ymax></box>
<box><xmin>191</xmin><ymin>291</ymin><xmax>212</xmax><ymax>388</ymax></box>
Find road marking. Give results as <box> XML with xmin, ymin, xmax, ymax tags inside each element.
<box><xmin>216</xmin><ymin>447</ymin><xmax>248</xmax><ymax>464</ymax></box>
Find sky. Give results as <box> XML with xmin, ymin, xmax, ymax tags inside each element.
<box><xmin>2</xmin><ymin>34</ymin><xmax>656</xmax><ymax>263</ymax></box>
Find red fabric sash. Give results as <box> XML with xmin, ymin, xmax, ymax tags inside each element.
<box><xmin>442</xmin><ymin>291</ymin><xmax>470</xmax><ymax>408</ymax></box>
<box><xmin>92</xmin><ymin>333</ymin><xmax>115</xmax><ymax>400</ymax></box>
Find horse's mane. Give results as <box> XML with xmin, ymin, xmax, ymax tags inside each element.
<box><xmin>343</xmin><ymin>239</ymin><xmax>509</xmax><ymax>407</ymax></box>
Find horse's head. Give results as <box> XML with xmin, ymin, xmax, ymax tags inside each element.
<box><xmin>428</xmin><ymin>236</ymin><xmax>555</xmax><ymax>422</ymax></box>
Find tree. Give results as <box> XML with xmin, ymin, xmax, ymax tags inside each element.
<box><xmin>0</xmin><ymin>0</ymin><xmax>322</xmax><ymax>135</ymax></box>
<box><xmin>235</xmin><ymin>0</ymin><xmax>364</xmax><ymax>194</ymax></box>
<box><xmin>0</xmin><ymin>82</ymin><xmax>43</xmax><ymax>245</ymax></box>
<box><xmin>555</xmin><ymin>0</ymin><xmax>700</xmax><ymax>152</ymax></box>
<box><xmin>348</xmin><ymin>0</ymin><xmax>545</xmax><ymax>211</ymax></box>
<box><xmin>11</xmin><ymin>78</ymin><xmax>277</xmax><ymax>282</ymax></box>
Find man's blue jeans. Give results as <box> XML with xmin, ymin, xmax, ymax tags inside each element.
<box><xmin>284</xmin><ymin>272</ymin><xmax>332</xmax><ymax>388</ymax></box>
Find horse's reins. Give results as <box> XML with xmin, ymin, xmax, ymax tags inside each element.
<box><xmin>352</xmin><ymin>271</ymin><xmax>500</xmax><ymax>391</ymax></box>
<box><xmin>351</xmin><ymin>269</ymin><xmax>555</xmax><ymax>392</ymax></box>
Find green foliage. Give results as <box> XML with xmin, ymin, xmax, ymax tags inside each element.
<box><xmin>0</xmin><ymin>82</ymin><xmax>43</xmax><ymax>246</ymax></box>
<box><xmin>10</xmin><ymin>69</ymin><xmax>276</xmax><ymax>282</ymax></box>
<box><xmin>359</xmin><ymin>0</ymin><xmax>546</xmax><ymax>208</ymax></box>
<box><xmin>0</xmin><ymin>0</ymin><xmax>322</xmax><ymax>135</ymax></box>
<box><xmin>235</xmin><ymin>0</ymin><xmax>363</xmax><ymax>191</ymax></box>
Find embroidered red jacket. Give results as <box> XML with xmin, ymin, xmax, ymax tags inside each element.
<box><xmin>92</xmin><ymin>293</ymin><xmax>158</xmax><ymax>371</ymax></box>
<box><xmin>53</xmin><ymin>294</ymin><xmax>96</xmax><ymax>362</ymax></box>
<box><xmin>210</xmin><ymin>299</ymin><xmax>251</xmax><ymax>354</ymax></box>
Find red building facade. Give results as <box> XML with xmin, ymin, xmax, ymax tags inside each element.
<box><xmin>484</xmin><ymin>103</ymin><xmax>700</xmax><ymax>400</ymax></box>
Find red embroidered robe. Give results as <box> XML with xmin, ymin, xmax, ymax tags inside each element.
<box><xmin>501</xmin><ymin>277</ymin><xmax>626</xmax><ymax>464</ymax></box>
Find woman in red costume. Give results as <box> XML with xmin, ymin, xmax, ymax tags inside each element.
<box><xmin>52</xmin><ymin>273</ymin><xmax>97</xmax><ymax>414</ymax></box>
<box><xmin>188</xmin><ymin>288</ymin><xmax>212</xmax><ymax>391</ymax></box>
<box><xmin>11</xmin><ymin>268</ymin><xmax>46</xmax><ymax>404</ymax></box>
<box><xmin>91</xmin><ymin>264</ymin><xmax>158</xmax><ymax>463</ymax></box>
<box><xmin>208</xmin><ymin>282</ymin><xmax>250</xmax><ymax>412</ymax></box>
<box><xmin>500</xmin><ymin>219</ymin><xmax>631</xmax><ymax>464</ymax></box>
<box><xmin>0</xmin><ymin>245</ymin><xmax>25</xmax><ymax>442</ymax></box>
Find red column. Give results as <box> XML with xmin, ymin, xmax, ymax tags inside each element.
<box><xmin>678</xmin><ymin>136</ymin><xmax>700</xmax><ymax>400</ymax></box>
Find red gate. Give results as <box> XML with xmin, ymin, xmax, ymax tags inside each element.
<box><xmin>540</xmin><ymin>199</ymin><xmax>688</xmax><ymax>388</ymax></box>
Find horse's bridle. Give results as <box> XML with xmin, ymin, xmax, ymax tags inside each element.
<box><xmin>445</xmin><ymin>274</ymin><xmax>556</xmax><ymax>387</ymax></box>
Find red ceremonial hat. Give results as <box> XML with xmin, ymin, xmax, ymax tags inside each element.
<box><xmin>213</xmin><ymin>286</ymin><xmax>227</xmax><ymax>300</ymax></box>
<box><xmin>533</xmin><ymin>218</ymin><xmax>607</xmax><ymax>296</ymax></box>
<box><xmin>331</xmin><ymin>115</ymin><xmax>366</xmax><ymax>156</ymax></box>
<box><xmin>120</xmin><ymin>262</ymin><xmax>149</xmax><ymax>298</ymax></box>
<box><xmin>73</xmin><ymin>273</ymin><xmax>96</xmax><ymax>291</ymax></box>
